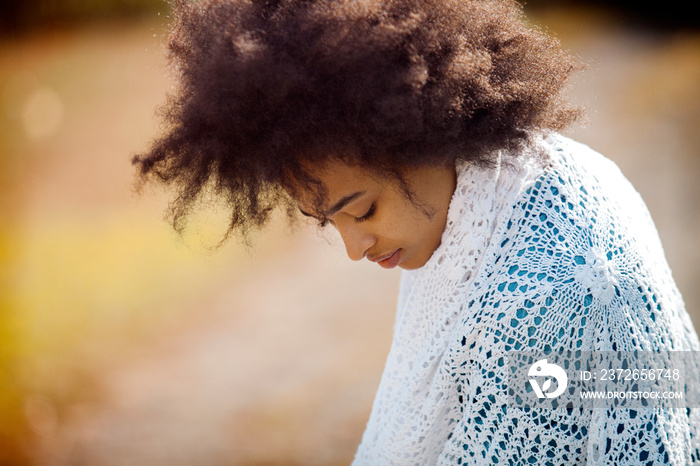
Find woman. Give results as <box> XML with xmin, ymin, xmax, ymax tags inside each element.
<box><xmin>133</xmin><ymin>0</ymin><xmax>700</xmax><ymax>463</ymax></box>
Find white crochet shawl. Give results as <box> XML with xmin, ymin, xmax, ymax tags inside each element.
<box><xmin>353</xmin><ymin>135</ymin><xmax>700</xmax><ymax>465</ymax></box>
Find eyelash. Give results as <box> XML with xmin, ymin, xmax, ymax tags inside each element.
<box><xmin>354</xmin><ymin>203</ymin><xmax>376</xmax><ymax>224</ymax></box>
<box><xmin>316</xmin><ymin>203</ymin><xmax>376</xmax><ymax>228</ymax></box>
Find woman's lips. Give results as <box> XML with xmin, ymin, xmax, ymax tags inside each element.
<box><xmin>373</xmin><ymin>249</ymin><xmax>401</xmax><ymax>269</ymax></box>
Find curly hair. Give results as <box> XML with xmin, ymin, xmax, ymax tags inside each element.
<box><xmin>132</xmin><ymin>0</ymin><xmax>584</xmax><ymax>242</ymax></box>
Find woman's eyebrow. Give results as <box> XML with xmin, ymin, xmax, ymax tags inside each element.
<box><xmin>325</xmin><ymin>190</ymin><xmax>366</xmax><ymax>216</ymax></box>
<box><xmin>297</xmin><ymin>190</ymin><xmax>366</xmax><ymax>219</ymax></box>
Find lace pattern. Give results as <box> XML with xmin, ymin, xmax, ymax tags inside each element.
<box><xmin>353</xmin><ymin>135</ymin><xmax>700</xmax><ymax>465</ymax></box>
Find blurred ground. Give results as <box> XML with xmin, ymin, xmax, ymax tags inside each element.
<box><xmin>0</xmin><ymin>5</ymin><xmax>699</xmax><ymax>466</ymax></box>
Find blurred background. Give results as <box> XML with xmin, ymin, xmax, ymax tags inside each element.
<box><xmin>0</xmin><ymin>1</ymin><xmax>698</xmax><ymax>464</ymax></box>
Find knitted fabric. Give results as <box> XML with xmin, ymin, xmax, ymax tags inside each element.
<box><xmin>353</xmin><ymin>135</ymin><xmax>700</xmax><ymax>465</ymax></box>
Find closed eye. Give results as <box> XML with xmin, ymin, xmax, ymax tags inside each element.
<box><xmin>354</xmin><ymin>203</ymin><xmax>376</xmax><ymax>224</ymax></box>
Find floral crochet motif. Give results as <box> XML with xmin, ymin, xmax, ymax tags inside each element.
<box><xmin>574</xmin><ymin>247</ymin><xmax>620</xmax><ymax>305</ymax></box>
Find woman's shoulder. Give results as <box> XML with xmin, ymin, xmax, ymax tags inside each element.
<box><xmin>521</xmin><ymin>133</ymin><xmax>650</xmax><ymax>225</ymax></box>
<box><xmin>538</xmin><ymin>133</ymin><xmax>627</xmax><ymax>187</ymax></box>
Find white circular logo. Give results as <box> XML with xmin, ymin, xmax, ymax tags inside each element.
<box><xmin>528</xmin><ymin>358</ymin><xmax>568</xmax><ymax>399</ymax></box>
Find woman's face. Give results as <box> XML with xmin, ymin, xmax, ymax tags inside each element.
<box><xmin>294</xmin><ymin>160</ymin><xmax>457</xmax><ymax>270</ymax></box>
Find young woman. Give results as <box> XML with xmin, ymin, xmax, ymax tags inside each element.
<box><xmin>133</xmin><ymin>0</ymin><xmax>700</xmax><ymax>463</ymax></box>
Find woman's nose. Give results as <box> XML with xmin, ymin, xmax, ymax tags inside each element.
<box><xmin>337</xmin><ymin>224</ymin><xmax>376</xmax><ymax>261</ymax></box>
